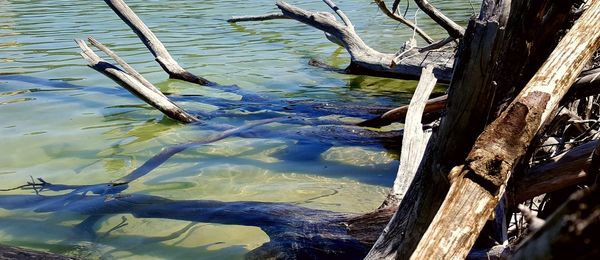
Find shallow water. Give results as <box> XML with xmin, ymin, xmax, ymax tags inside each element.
<box><xmin>0</xmin><ymin>0</ymin><xmax>474</xmax><ymax>258</ymax></box>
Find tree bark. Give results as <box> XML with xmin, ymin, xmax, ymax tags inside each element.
<box><xmin>366</xmin><ymin>0</ymin><xmax>583</xmax><ymax>258</ymax></box>
<box><xmin>410</xmin><ymin>1</ymin><xmax>600</xmax><ymax>258</ymax></box>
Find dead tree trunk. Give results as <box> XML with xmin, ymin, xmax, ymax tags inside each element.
<box><xmin>411</xmin><ymin>1</ymin><xmax>600</xmax><ymax>258</ymax></box>
<box><xmin>367</xmin><ymin>0</ymin><xmax>583</xmax><ymax>258</ymax></box>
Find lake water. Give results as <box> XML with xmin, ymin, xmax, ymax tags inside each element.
<box><xmin>0</xmin><ymin>0</ymin><xmax>474</xmax><ymax>259</ymax></box>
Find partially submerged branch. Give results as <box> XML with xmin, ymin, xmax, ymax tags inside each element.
<box><xmin>75</xmin><ymin>39</ymin><xmax>200</xmax><ymax>123</ymax></box>
<box><xmin>227</xmin><ymin>13</ymin><xmax>287</xmax><ymax>23</ymax></box>
<box><xmin>273</xmin><ymin>0</ymin><xmax>454</xmax><ymax>81</ymax></box>
<box><xmin>103</xmin><ymin>0</ymin><xmax>213</xmax><ymax>85</ymax></box>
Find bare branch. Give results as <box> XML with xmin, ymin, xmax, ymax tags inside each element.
<box><xmin>227</xmin><ymin>13</ymin><xmax>288</xmax><ymax>23</ymax></box>
<box><xmin>414</xmin><ymin>0</ymin><xmax>465</xmax><ymax>38</ymax></box>
<box><xmin>75</xmin><ymin>39</ymin><xmax>199</xmax><ymax>123</ymax></box>
<box><xmin>275</xmin><ymin>1</ymin><xmax>454</xmax><ymax>81</ymax></box>
<box><xmin>374</xmin><ymin>0</ymin><xmax>434</xmax><ymax>43</ymax></box>
<box><xmin>321</xmin><ymin>0</ymin><xmax>354</xmax><ymax>29</ymax></box>
<box><xmin>87</xmin><ymin>36</ymin><xmax>164</xmax><ymax>97</ymax></box>
<box><xmin>103</xmin><ymin>0</ymin><xmax>213</xmax><ymax>85</ymax></box>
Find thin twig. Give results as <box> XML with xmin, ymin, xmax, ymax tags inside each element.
<box><xmin>321</xmin><ymin>0</ymin><xmax>354</xmax><ymax>29</ymax></box>
<box><xmin>374</xmin><ymin>0</ymin><xmax>434</xmax><ymax>43</ymax></box>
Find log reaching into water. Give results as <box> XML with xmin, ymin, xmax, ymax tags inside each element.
<box><xmin>358</xmin><ymin>67</ymin><xmax>600</xmax><ymax>128</ymax></box>
<box><xmin>103</xmin><ymin>0</ymin><xmax>213</xmax><ymax>85</ymax></box>
<box><xmin>75</xmin><ymin>39</ymin><xmax>200</xmax><ymax>123</ymax></box>
<box><xmin>231</xmin><ymin>0</ymin><xmax>455</xmax><ymax>82</ymax></box>
<box><xmin>388</xmin><ymin>65</ymin><xmax>436</xmax><ymax>204</ymax></box>
<box><xmin>356</xmin><ymin>95</ymin><xmax>445</xmax><ymax>127</ymax></box>
<box><xmin>411</xmin><ymin>1</ymin><xmax>600</xmax><ymax>258</ymax></box>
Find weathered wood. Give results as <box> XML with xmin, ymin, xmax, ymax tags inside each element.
<box><xmin>373</xmin><ymin>0</ymin><xmax>434</xmax><ymax>44</ymax></box>
<box><xmin>512</xmin><ymin>140</ymin><xmax>598</xmax><ymax>204</ymax></box>
<box><xmin>75</xmin><ymin>39</ymin><xmax>200</xmax><ymax>123</ymax></box>
<box><xmin>411</xmin><ymin>1</ymin><xmax>600</xmax><ymax>258</ymax></box>
<box><xmin>413</xmin><ymin>0</ymin><xmax>465</xmax><ymax>38</ymax></box>
<box><xmin>227</xmin><ymin>13</ymin><xmax>287</xmax><ymax>22</ymax></box>
<box><xmin>512</xmin><ymin>185</ymin><xmax>600</xmax><ymax>259</ymax></box>
<box><xmin>269</xmin><ymin>1</ymin><xmax>455</xmax><ymax>81</ymax></box>
<box><xmin>390</xmin><ymin>65</ymin><xmax>436</xmax><ymax>200</ymax></box>
<box><xmin>87</xmin><ymin>36</ymin><xmax>164</xmax><ymax>97</ymax></box>
<box><xmin>367</xmin><ymin>0</ymin><xmax>582</xmax><ymax>257</ymax></box>
<box><xmin>103</xmin><ymin>0</ymin><xmax>213</xmax><ymax>85</ymax></box>
<box><xmin>366</xmin><ymin>1</ymin><xmax>512</xmax><ymax>257</ymax></box>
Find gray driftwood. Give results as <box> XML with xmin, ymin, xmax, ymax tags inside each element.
<box><xmin>410</xmin><ymin>1</ymin><xmax>600</xmax><ymax>258</ymax></box>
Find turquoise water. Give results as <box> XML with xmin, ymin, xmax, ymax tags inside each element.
<box><xmin>0</xmin><ymin>0</ymin><xmax>474</xmax><ymax>259</ymax></box>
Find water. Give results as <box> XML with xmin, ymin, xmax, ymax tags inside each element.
<box><xmin>0</xmin><ymin>0</ymin><xmax>474</xmax><ymax>258</ymax></box>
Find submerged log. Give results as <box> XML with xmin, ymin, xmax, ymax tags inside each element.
<box><xmin>0</xmin><ymin>244</ymin><xmax>76</xmax><ymax>260</ymax></box>
<box><xmin>411</xmin><ymin>1</ymin><xmax>600</xmax><ymax>258</ymax></box>
<box><xmin>231</xmin><ymin>1</ymin><xmax>455</xmax><ymax>82</ymax></box>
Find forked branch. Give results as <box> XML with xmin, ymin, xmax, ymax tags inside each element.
<box><xmin>75</xmin><ymin>39</ymin><xmax>199</xmax><ymax>123</ymax></box>
<box><xmin>374</xmin><ymin>0</ymin><xmax>434</xmax><ymax>43</ymax></box>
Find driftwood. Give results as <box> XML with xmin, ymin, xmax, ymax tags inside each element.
<box><xmin>104</xmin><ymin>0</ymin><xmax>213</xmax><ymax>85</ymax></box>
<box><xmin>76</xmin><ymin>38</ymin><xmax>199</xmax><ymax>123</ymax></box>
<box><xmin>512</xmin><ymin>140</ymin><xmax>599</xmax><ymax>204</ymax></box>
<box><xmin>388</xmin><ymin>65</ymin><xmax>436</xmax><ymax>204</ymax></box>
<box><xmin>230</xmin><ymin>1</ymin><xmax>455</xmax><ymax>82</ymax></box>
<box><xmin>373</xmin><ymin>0</ymin><xmax>434</xmax><ymax>44</ymax></box>
<box><xmin>410</xmin><ymin>1</ymin><xmax>600</xmax><ymax>258</ymax></box>
<box><xmin>4</xmin><ymin>0</ymin><xmax>600</xmax><ymax>259</ymax></box>
<box><xmin>367</xmin><ymin>0</ymin><xmax>586</xmax><ymax>258</ymax></box>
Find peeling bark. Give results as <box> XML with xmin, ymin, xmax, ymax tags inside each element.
<box><xmin>411</xmin><ymin>1</ymin><xmax>600</xmax><ymax>258</ymax></box>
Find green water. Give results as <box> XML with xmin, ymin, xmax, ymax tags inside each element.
<box><xmin>0</xmin><ymin>0</ymin><xmax>474</xmax><ymax>259</ymax></box>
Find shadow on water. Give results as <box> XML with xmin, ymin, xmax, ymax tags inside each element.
<box><xmin>0</xmin><ymin>75</ymin><xmax>401</xmax><ymax>258</ymax></box>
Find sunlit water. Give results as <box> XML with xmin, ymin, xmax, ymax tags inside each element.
<box><xmin>0</xmin><ymin>0</ymin><xmax>474</xmax><ymax>259</ymax></box>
